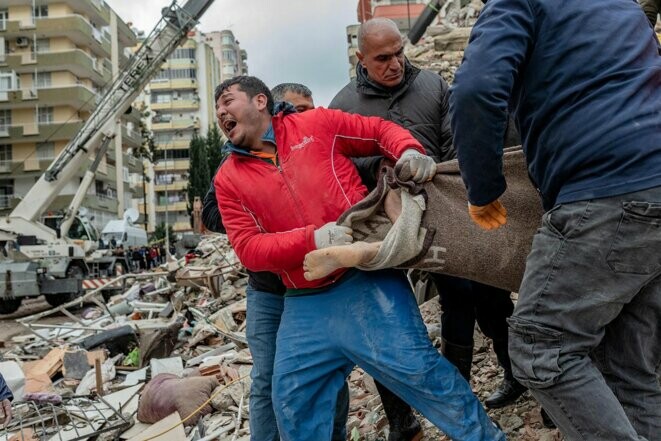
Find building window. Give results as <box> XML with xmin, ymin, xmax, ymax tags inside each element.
<box><xmin>222</xmin><ymin>65</ymin><xmax>235</xmax><ymax>76</ymax></box>
<box><xmin>37</xmin><ymin>107</ymin><xmax>53</xmax><ymax>124</ymax></box>
<box><xmin>36</xmin><ymin>38</ymin><xmax>50</xmax><ymax>53</ymax></box>
<box><xmin>221</xmin><ymin>34</ymin><xmax>234</xmax><ymax>45</ymax></box>
<box><xmin>0</xmin><ymin>10</ymin><xmax>8</xmax><ymax>31</ymax></box>
<box><xmin>222</xmin><ymin>49</ymin><xmax>236</xmax><ymax>63</ymax></box>
<box><xmin>33</xmin><ymin>5</ymin><xmax>48</xmax><ymax>18</ymax></box>
<box><xmin>34</xmin><ymin>71</ymin><xmax>51</xmax><ymax>88</ymax></box>
<box><xmin>0</xmin><ymin>178</ymin><xmax>14</xmax><ymax>208</ymax></box>
<box><xmin>0</xmin><ymin>71</ymin><xmax>16</xmax><ymax>91</ymax></box>
<box><xmin>0</xmin><ymin>145</ymin><xmax>12</xmax><ymax>171</ymax></box>
<box><xmin>36</xmin><ymin>142</ymin><xmax>54</xmax><ymax>160</ymax></box>
<box><xmin>170</xmin><ymin>48</ymin><xmax>195</xmax><ymax>59</ymax></box>
<box><xmin>0</xmin><ymin>110</ymin><xmax>11</xmax><ymax>132</ymax></box>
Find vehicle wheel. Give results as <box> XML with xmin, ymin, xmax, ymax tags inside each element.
<box><xmin>45</xmin><ymin>263</ymin><xmax>86</xmax><ymax>308</ymax></box>
<box><xmin>0</xmin><ymin>298</ymin><xmax>22</xmax><ymax>314</ymax></box>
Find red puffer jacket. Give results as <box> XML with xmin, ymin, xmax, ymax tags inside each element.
<box><xmin>215</xmin><ymin>107</ymin><xmax>424</xmax><ymax>289</ymax></box>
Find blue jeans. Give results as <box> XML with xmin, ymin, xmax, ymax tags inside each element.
<box><xmin>246</xmin><ymin>287</ymin><xmax>349</xmax><ymax>441</ymax></box>
<box><xmin>272</xmin><ymin>270</ymin><xmax>504</xmax><ymax>441</ymax></box>
<box><xmin>509</xmin><ymin>186</ymin><xmax>661</xmax><ymax>440</ymax></box>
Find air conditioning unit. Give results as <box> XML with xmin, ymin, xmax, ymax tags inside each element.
<box><xmin>16</xmin><ymin>37</ymin><xmax>30</xmax><ymax>47</ymax></box>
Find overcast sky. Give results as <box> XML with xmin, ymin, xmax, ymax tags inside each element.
<box><xmin>105</xmin><ymin>0</ymin><xmax>359</xmax><ymax>107</ymax></box>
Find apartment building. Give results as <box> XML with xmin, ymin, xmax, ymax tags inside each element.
<box><xmin>203</xmin><ymin>30</ymin><xmax>248</xmax><ymax>82</ymax></box>
<box><xmin>141</xmin><ymin>30</ymin><xmax>221</xmax><ymax>234</ymax></box>
<box><xmin>0</xmin><ymin>0</ymin><xmax>143</xmax><ymax>231</ymax></box>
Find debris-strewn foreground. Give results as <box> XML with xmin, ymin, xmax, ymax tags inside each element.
<box><xmin>0</xmin><ymin>233</ymin><xmax>562</xmax><ymax>440</ymax></box>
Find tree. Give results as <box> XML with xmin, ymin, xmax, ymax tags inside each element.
<box><xmin>187</xmin><ymin>134</ymin><xmax>210</xmax><ymax>226</ymax></box>
<box><xmin>207</xmin><ymin>125</ymin><xmax>225</xmax><ymax>174</ymax></box>
<box><xmin>151</xmin><ymin>222</ymin><xmax>175</xmax><ymax>243</ymax></box>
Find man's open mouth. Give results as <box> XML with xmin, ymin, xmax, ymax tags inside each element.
<box><xmin>222</xmin><ymin>118</ymin><xmax>237</xmax><ymax>133</ymax></box>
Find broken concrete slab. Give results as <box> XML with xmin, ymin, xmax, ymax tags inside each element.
<box><xmin>149</xmin><ymin>357</ymin><xmax>183</xmax><ymax>377</ymax></box>
<box><xmin>62</xmin><ymin>350</ymin><xmax>90</xmax><ymax>380</ymax></box>
<box><xmin>128</xmin><ymin>412</ymin><xmax>186</xmax><ymax>441</ymax></box>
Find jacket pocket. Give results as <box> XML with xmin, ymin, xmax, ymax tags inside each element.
<box><xmin>507</xmin><ymin>317</ymin><xmax>562</xmax><ymax>389</ymax></box>
<box><xmin>606</xmin><ymin>201</ymin><xmax>661</xmax><ymax>275</ymax></box>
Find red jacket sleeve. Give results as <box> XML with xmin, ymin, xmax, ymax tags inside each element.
<box><xmin>215</xmin><ymin>172</ymin><xmax>316</xmax><ymax>272</ymax></box>
<box><xmin>319</xmin><ymin>107</ymin><xmax>425</xmax><ymax>159</ymax></box>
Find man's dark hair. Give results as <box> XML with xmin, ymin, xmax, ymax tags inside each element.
<box><xmin>271</xmin><ymin>83</ymin><xmax>313</xmax><ymax>102</ymax></box>
<box><xmin>214</xmin><ymin>76</ymin><xmax>274</xmax><ymax>115</ymax></box>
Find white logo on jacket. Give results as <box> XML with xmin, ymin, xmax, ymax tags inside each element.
<box><xmin>290</xmin><ymin>136</ymin><xmax>315</xmax><ymax>151</ymax></box>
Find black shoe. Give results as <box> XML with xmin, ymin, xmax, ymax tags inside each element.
<box><xmin>388</xmin><ymin>416</ymin><xmax>423</xmax><ymax>441</ymax></box>
<box><xmin>484</xmin><ymin>376</ymin><xmax>527</xmax><ymax>408</ymax></box>
<box><xmin>540</xmin><ymin>408</ymin><xmax>556</xmax><ymax>429</ymax></box>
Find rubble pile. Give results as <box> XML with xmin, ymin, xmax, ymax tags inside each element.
<box><xmin>405</xmin><ymin>0</ymin><xmax>484</xmax><ymax>84</ymax></box>
<box><xmin>0</xmin><ymin>232</ymin><xmax>561</xmax><ymax>440</ymax></box>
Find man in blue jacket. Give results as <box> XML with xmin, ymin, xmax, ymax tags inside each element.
<box><xmin>449</xmin><ymin>1</ymin><xmax>661</xmax><ymax>440</ymax></box>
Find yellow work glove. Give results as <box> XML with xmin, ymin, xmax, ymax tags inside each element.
<box><xmin>468</xmin><ymin>199</ymin><xmax>507</xmax><ymax>230</ymax></box>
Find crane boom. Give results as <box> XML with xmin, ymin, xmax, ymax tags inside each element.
<box><xmin>9</xmin><ymin>0</ymin><xmax>214</xmax><ymax>223</ymax></box>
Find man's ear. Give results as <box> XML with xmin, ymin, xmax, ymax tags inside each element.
<box><xmin>254</xmin><ymin>93</ymin><xmax>268</xmax><ymax>111</ymax></box>
<box><xmin>356</xmin><ymin>50</ymin><xmax>366</xmax><ymax>67</ymax></box>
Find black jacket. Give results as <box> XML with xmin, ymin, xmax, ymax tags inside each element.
<box><xmin>203</xmin><ymin>174</ymin><xmax>286</xmax><ymax>295</ymax></box>
<box><xmin>330</xmin><ymin>59</ymin><xmax>454</xmax><ymax>189</ymax></box>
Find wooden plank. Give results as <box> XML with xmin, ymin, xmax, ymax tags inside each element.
<box><xmin>23</xmin><ymin>348</ymin><xmax>65</xmax><ymax>379</ymax></box>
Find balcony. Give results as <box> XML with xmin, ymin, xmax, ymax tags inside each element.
<box><xmin>3</xmin><ymin>120</ymin><xmax>84</xmax><ymax>144</ymax></box>
<box><xmin>85</xmin><ymin>193</ymin><xmax>118</xmax><ymax>212</ymax></box>
<box><xmin>155</xmin><ymin>201</ymin><xmax>188</xmax><ymax>212</ymax></box>
<box><xmin>151</xmin><ymin>119</ymin><xmax>199</xmax><ymax>131</ymax></box>
<box><xmin>121</xmin><ymin>125</ymin><xmax>142</xmax><ymax>148</ymax></box>
<box><xmin>0</xmin><ymin>85</ymin><xmax>97</xmax><ymax>111</ymax></box>
<box><xmin>150</xmin><ymin>99</ymin><xmax>199</xmax><ymax>112</ymax></box>
<box><xmin>153</xmin><ymin>159</ymin><xmax>190</xmax><ymax>172</ymax></box>
<box><xmin>149</xmin><ymin>78</ymin><xmax>197</xmax><ymax>91</ymax></box>
<box><xmin>163</xmin><ymin>58</ymin><xmax>197</xmax><ymax>70</ymax></box>
<box><xmin>173</xmin><ymin>221</ymin><xmax>192</xmax><ymax>232</ymax></box>
<box><xmin>154</xmin><ymin>180</ymin><xmax>188</xmax><ymax>192</ymax></box>
<box><xmin>0</xmin><ymin>16</ymin><xmax>111</xmax><ymax>58</ymax></box>
<box><xmin>3</xmin><ymin>50</ymin><xmax>110</xmax><ymax>85</ymax></box>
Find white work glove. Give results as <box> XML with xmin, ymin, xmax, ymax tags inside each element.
<box><xmin>314</xmin><ymin>222</ymin><xmax>353</xmax><ymax>249</ymax></box>
<box><xmin>396</xmin><ymin>149</ymin><xmax>437</xmax><ymax>182</ymax></box>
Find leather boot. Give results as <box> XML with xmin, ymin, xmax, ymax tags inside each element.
<box><xmin>375</xmin><ymin>381</ymin><xmax>423</xmax><ymax>441</ymax></box>
<box><xmin>387</xmin><ymin>413</ymin><xmax>423</xmax><ymax>441</ymax></box>
<box><xmin>485</xmin><ymin>338</ymin><xmax>527</xmax><ymax>408</ymax></box>
<box><xmin>441</xmin><ymin>338</ymin><xmax>473</xmax><ymax>380</ymax></box>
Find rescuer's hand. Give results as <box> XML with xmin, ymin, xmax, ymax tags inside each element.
<box><xmin>468</xmin><ymin>200</ymin><xmax>507</xmax><ymax>230</ymax></box>
<box><xmin>396</xmin><ymin>149</ymin><xmax>437</xmax><ymax>182</ymax></box>
<box><xmin>314</xmin><ymin>222</ymin><xmax>353</xmax><ymax>249</ymax></box>
<box><xmin>1</xmin><ymin>399</ymin><xmax>11</xmax><ymax>427</ymax></box>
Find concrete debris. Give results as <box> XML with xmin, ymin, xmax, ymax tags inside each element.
<box><xmin>0</xmin><ymin>233</ymin><xmax>562</xmax><ymax>440</ymax></box>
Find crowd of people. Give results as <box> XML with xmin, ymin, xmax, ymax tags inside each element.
<box><xmin>204</xmin><ymin>1</ymin><xmax>660</xmax><ymax>440</ymax></box>
<box><xmin>128</xmin><ymin>245</ymin><xmax>167</xmax><ymax>271</ymax></box>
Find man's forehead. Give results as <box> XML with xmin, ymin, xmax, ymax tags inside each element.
<box><xmin>219</xmin><ymin>84</ymin><xmax>243</xmax><ymax>99</ymax></box>
<box><xmin>366</xmin><ymin>39</ymin><xmax>402</xmax><ymax>56</ymax></box>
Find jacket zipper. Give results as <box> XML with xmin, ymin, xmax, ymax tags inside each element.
<box><xmin>276</xmin><ymin>162</ymin><xmax>308</xmax><ymax>225</ymax></box>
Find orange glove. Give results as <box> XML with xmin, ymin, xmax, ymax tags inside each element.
<box><xmin>468</xmin><ymin>200</ymin><xmax>507</xmax><ymax>230</ymax></box>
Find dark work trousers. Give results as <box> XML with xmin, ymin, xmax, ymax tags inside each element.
<box><xmin>432</xmin><ymin>274</ymin><xmax>514</xmax><ymax>348</ymax></box>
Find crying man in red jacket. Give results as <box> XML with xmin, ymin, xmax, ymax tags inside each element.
<box><xmin>213</xmin><ymin>75</ymin><xmax>504</xmax><ymax>441</ymax></box>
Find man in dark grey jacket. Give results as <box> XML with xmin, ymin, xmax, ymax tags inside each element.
<box><xmin>330</xmin><ymin>18</ymin><xmax>528</xmax><ymax>437</ymax></box>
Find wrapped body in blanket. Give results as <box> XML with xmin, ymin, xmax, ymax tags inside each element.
<box><xmin>303</xmin><ymin>147</ymin><xmax>543</xmax><ymax>293</ymax></box>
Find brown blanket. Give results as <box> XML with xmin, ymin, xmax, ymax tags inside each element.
<box><xmin>337</xmin><ymin>147</ymin><xmax>543</xmax><ymax>292</ymax></box>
